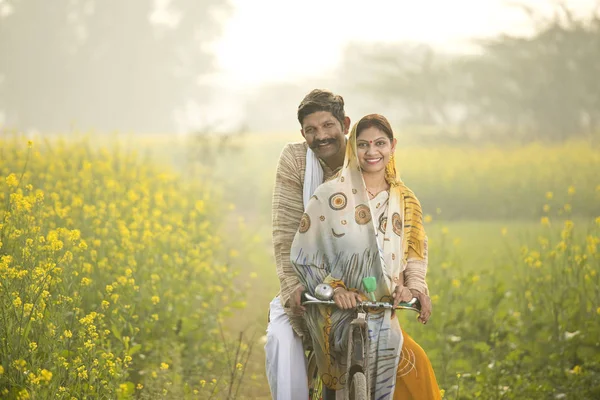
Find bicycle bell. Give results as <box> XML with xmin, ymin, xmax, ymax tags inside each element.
<box><xmin>315</xmin><ymin>284</ymin><xmax>334</xmax><ymax>300</ymax></box>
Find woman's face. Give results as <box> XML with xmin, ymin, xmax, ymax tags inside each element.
<box><xmin>356</xmin><ymin>127</ymin><xmax>396</xmax><ymax>175</ymax></box>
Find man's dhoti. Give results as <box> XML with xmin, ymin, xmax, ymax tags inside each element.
<box><xmin>265</xmin><ymin>296</ymin><xmax>308</xmax><ymax>400</ymax></box>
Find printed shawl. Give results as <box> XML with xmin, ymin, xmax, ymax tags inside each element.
<box><xmin>290</xmin><ymin>122</ymin><xmax>426</xmax><ymax>398</ymax></box>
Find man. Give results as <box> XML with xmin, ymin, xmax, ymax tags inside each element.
<box><xmin>265</xmin><ymin>89</ymin><xmax>350</xmax><ymax>400</ymax></box>
<box><xmin>265</xmin><ymin>89</ymin><xmax>438</xmax><ymax>400</ymax></box>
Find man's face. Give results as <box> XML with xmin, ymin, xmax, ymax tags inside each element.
<box><xmin>301</xmin><ymin>111</ymin><xmax>347</xmax><ymax>162</ymax></box>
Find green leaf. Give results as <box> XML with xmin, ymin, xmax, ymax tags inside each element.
<box><xmin>128</xmin><ymin>344</ymin><xmax>142</xmax><ymax>356</ymax></box>
<box><xmin>473</xmin><ymin>341</ymin><xmax>491</xmax><ymax>354</ymax></box>
<box><xmin>111</xmin><ymin>322</ymin><xmax>122</xmax><ymax>341</ymax></box>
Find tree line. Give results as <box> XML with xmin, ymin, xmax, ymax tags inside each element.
<box><xmin>338</xmin><ymin>3</ymin><xmax>600</xmax><ymax>142</ymax></box>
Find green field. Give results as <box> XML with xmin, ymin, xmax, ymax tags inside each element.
<box><xmin>230</xmin><ymin>217</ymin><xmax>599</xmax><ymax>399</ymax></box>
<box><xmin>0</xmin><ymin>133</ymin><xmax>598</xmax><ymax>399</ymax></box>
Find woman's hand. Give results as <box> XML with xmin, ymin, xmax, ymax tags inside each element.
<box><xmin>410</xmin><ymin>289</ymin><xmax>432</xmax><ymax>324</ymax></box>
<box><xmin>392</xmin><ymin>285</ymin><xmax>413</xmax><ymax>305</ymax></box>
<box><xmin>391</xmin><ymin>285</ymin><xmax>413</xmax><ymax>319</ymax></box>
<box><xmin>333</xmin><ymin>288</ymin><xmax>362</xmax><ymax>310</ymax></box>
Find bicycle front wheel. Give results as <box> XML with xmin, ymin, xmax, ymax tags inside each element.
<box><xmin>349</xmin><ymin>372</ymin><xmax>367</xmax><ymax>400</ymax></box>
<box><xmin>307</xmin><ymin>351</ymin><xmax>322</xmax><ymax>400</ymax></box>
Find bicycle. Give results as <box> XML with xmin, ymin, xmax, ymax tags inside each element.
<box><xmin>302</xmin><ymin>282</ymin><xmax>421</xmax><ymax>400</ymax></box>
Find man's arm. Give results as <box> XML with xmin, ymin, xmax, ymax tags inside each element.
<box><xmin>272</xmin><ymin>144</ymin><xmax>305</xmax><ymax>308</ymax></box>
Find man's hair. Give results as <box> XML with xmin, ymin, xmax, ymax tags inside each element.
<box><xmin>356</xmin><ymin>114</ymin><xmax>394</xmax><ymax>140</ymax></box>
<box><xmin>297</xmin><ymin>89</ymin><xmax>346</xmax><ymax>128</ymax></box>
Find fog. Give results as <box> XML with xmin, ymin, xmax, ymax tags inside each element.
<box><xmin>1</xmin><ymin>0</ymin><xmax>599</xmax><ymax>142</ymax></box>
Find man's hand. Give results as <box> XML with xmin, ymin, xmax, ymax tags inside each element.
<box><xmin>410</xmin><ymin>289</ymin><xmax>432</xmax><ymax>324</ymax></box>
<box><xmin>333</xmin><ymin>288</ymin><xmax>362</xmax><ymax>310</ymax></box>
<box><xmin>288</xmin><ymin>285</ymin><xmax>306</xmax><ymax>316</ymax></box>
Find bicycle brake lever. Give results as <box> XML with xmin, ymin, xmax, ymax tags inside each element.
<box><xmin>301</xmin><ymin>292</ymin><xmax>319</xmax><ymax>302</ymax></box>
<box><xmin>396</xmin><ymin>297</ymin><xmax>421</xmax><ymax>311</ymax></box>
<box><xmin>400</xmin><ymin>297</ymin><xmax>419</xmax><ymax>307</ymax></box>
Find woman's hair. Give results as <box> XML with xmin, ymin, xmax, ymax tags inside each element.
<box><xmin>356</xmin><ymin>114</ymin><xmax>394</xmax><ymax>140</ymax></box>
<box><xmin>297</xmin><ymin>89</ymin><xmax>346</xmax><ymax>128</ymax></box>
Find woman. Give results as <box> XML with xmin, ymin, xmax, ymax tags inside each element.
<box><xmin>290</xmin><ymin>114</ymin><xmax>441</xmax><ymax>399</ymax></box>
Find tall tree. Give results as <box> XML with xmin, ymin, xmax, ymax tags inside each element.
<box><xmin>460</xmin><ymin>4</ymin><xmax>600</xmax><ymax>140</ymax></box>
<box><xmin>0</xmin><ymin>0</ymin><xmax>231</xmax><ymax>132</ymax></box>
<box><xmin>336</xmin><ymin>3</ymin><xmax>600</xmax><ymax>142</ymax></box>
<box><xmin>338</xmin><ymin>42</ymin><xmax>461</xmax><ymax>126</ymax></box>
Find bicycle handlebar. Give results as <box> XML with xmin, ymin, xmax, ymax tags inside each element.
<box><xmin>301</xmin><ymin>291</ymin><xmax>421</xmax><ymax>313</ymax></box>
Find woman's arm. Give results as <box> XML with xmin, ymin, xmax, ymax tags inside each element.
<box><xmin>404</xmin><ymin>236</ymin><xmax>432</xmax><ymax>324</ymax></box>
<box><xmin>404</xmin><ymin>236</ymin><xmax>429</xmax><ymax>296</ymax></box>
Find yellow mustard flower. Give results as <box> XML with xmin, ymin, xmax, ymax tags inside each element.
<box><xmin>40</xmin><ymin>369</ymin><xmax>52</xmax><ymax>382</ymax></box>
<box><xmin>6</xmin><ymin>173</ymin><xmax>19</xmax><ymax>188</ymax></box>
<box><xmin>540</xmin><ymin>217</ymin><xmax>550</xmax><ymax>226</ymax></box>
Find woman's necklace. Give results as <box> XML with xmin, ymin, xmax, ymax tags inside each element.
<box><xmin>366</xmin><ymin>185</ymin><xmax>388</xmax><ymax>199</ymax></box>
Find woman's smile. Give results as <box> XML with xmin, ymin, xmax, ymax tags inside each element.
<box><xmin>365</xmin><ymin>157</ymin><xmax>383</xmax><ymax>165</ymax></box>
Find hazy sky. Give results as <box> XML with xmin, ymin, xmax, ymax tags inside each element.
<box><xmin>213</xmin><ymin>0</ymin><xmax>598</xmax><ymax>87</ymax></box>
<box><xmin>1</xmin><ymin>0</ymin><xmax>596</xmax><ymax>132</ymax></box>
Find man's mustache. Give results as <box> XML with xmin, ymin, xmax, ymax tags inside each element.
<box><xmin>310</xmin><ymin>138</ymin><xmax>337</xmax><ymax>149</ymax></box>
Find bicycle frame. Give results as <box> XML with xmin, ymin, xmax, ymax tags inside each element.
<box><xmin>302</xmin><ymin>291</ymin><xmax>421</xmax><ymax>400</ymax></box>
